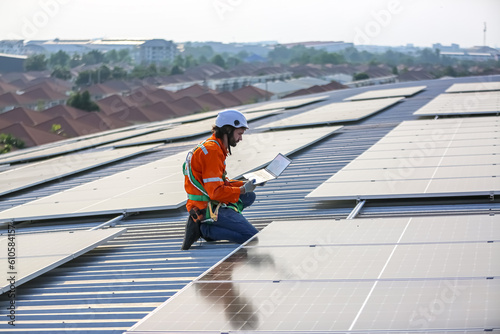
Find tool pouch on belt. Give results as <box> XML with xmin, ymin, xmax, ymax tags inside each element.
<box><xmin>189</xmin><ymin>207</ymin><xmax>215</xmax><ymax>224</ymax></box>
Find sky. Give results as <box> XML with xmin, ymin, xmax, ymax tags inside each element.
<box><xmin>0</xmin><ymin>0</ymin><xmax>499</xmax><ymax>48</ymax></box>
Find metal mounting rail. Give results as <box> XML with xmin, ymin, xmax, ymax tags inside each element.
<box><xmin>347</xmin><ymin>200</ymin><xmax>366</xmax><ymax>220</ymax></box>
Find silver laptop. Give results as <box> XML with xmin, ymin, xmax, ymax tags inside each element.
<box><xmin>243</xmin><ymin>153</ymin><xmax>292</xmax><ymax>185</ymax></box>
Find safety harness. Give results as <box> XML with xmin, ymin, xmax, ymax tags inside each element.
<box><xmin>183</xmin><ymin>139</ymin><xmax>243</xmax><ymax>223</ymax></box>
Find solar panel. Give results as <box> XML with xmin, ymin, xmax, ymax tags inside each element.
<box><xmin>344</xmin><ymin>85</ymin><xmax>426</xmax><ymax>101</ymax></box>
<box><xmin>445</xmin><ymin>81</ymin><xmax>500</xmax><ymax>93</ymax></box>
<box><xmin>257</xmin><ymin>97</ymin><xmax>403</xmax><ymax>130</ymax></box>
<box><xmin>109</xmin><ymin>109</ymin><xmax>283</xmax><ymax>148</ymax></box>
<box><xmin>126</xmin><ymin>214</ymin><xmax>500</xmax><ymax>333</ymax></box>
<box><xmin>0</xmin><ymin>144</ymin><xmax>159</xmax><ymax>196</ymax></box>
<box><xmin>0</xmin><ymin>127</ymin><xmax>340</xmax><ymax>222</ymax></box>
<box><xmin>0</xmin><ymin>227</ymin><xmax>126</xmax><ymax>294</ymax></box>
<box><xmin>0</xmin><ymin>123</ymin><xmax>171</xmax><ymax>165</ymax></box>
<box><xmin>306</xmin><ymin>116</ymin><xmax>500</xmax><ymax>201</ymax></box>
<box><xmin>413</xmin><ymin>91</ymin><xmax>500</xmax><ymax>116</ymax></box>
<box><xmin>240</xmin><ymin>95</ymin><xmax>329</xmax><ymax>112</ymax></box>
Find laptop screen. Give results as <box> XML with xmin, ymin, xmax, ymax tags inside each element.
<box><xmin>266</xmin><ymin>154</ymin><xmax>292</xmax><ymax>177</ymax></box>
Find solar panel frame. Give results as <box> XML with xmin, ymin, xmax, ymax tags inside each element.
<box><xmin>257</xmin><ymin>97</ymin><xmax>404</xmax><ymax>131</ymax></box>
<box><xmin>445</xmin><ymin>81</ymin><xmax>500</xmax><ymax>93</ymax></box>
<box><xmin>344</xmin><ymin>85</ymin><xmax>426</xmax><ymax>101</ymax></box>
<box><xmin>0</xmin><ymin>127</ymin><xmax>342</xmax><ymax>222</ymax></box>
<box><xmin>0</xmin><ymin>144</ymin><xmax>160</xmax><ymax>197</ymax></box>
<box><xmin>0</xmin><ymin>227</ymin><xmax>126</xmax><ymax>294</ymax></box>
<box><xmin>413</xmin><ymin>91</ymin><xmax>500</xmax><ymax>116</ymax></box>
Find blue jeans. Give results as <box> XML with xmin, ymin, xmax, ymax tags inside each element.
<box><xmin>200</xmin><ymin>192</ymin><xmax>258</xmax><ymax>244</ymax></box>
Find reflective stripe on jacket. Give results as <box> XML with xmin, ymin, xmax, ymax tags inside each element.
<box><xmin>184</xmin><ymin>133</ymin><xmax>244</xmax><ymax>212</ymax></box>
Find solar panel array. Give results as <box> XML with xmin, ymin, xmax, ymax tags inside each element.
<box><xmin>0</xmin><ymin>144</ymin><xmax>159</xmax><ymax>196</ymax></box>
<box><xmin>240</xmin><ymin>95</ymin><xmax>328</xmax><ymax>112</ymax></box>
<box><xmin>413</xmin><ymin>91</ymin><xmax>500</xmax><ymax>116</ymax></box>
<box><xmin>108</xmin><ymin>108</ymin><xmax>283</xmax><ymax>148</ymax></box>
<box><xmin>0</xmin><ymin>127</ymin><xmax>341</xmax><ymax>222</ymax></box>
<box><xmin>445</xmin><ymin>82</ymin><xmax>500</xmax><ymax>93</ymax></box>
<box><xmin>0</xmin><ymin>123</ymin><xmax>171</xmax><ymax>165</ymax></box>
<box><xmin>257</xmin><ymin>97</ymin><xmax>403</xmax><ymax>130</ymax></box>
<box><xmin>0</xmin><ymin>228</ymin><xmax>126</xmax><ymax>293</ymax></box>
<box><xmin>344</xmin><ymin>85</ymin><xmax>426</xmax><ymax>101</ymax></box>
<box><xmin>306</xmin><ymin>116</ymin><xmax>500</xmax><ymax>201</ymax></box>
<box><xmin>127</xmin><ymin>214</ymin><xmax>500</xmax><ymax>333</ymax></box>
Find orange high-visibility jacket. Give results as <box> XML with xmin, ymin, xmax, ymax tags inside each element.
<box><xmin>184</xmin><ymin>133</ymin><xmax>244</xmax><ymax>212</ymax></box>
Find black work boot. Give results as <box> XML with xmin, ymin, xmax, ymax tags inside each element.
<box><xmin>181</xmin><ymin>215</ymin><xmax>201</xmax><ymax>250</ymax></box>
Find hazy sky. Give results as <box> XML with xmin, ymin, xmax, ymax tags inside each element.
<box><xmin>1</xmin><ymin>0</ymin><xmax>499</xmax><ymax>48</ymax></box>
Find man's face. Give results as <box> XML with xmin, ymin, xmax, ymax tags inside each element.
<box><xmin>229</xmin><ymin>128</ymin><xmax>246</xmax><ymax>147</ymax></box>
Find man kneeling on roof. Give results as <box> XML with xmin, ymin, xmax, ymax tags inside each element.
<box><xmin>181</xmin><ymin>109</ymin><xmax>260</xmax><ymax>250</ymax></box>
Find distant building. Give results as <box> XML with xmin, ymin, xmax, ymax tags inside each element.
<box><xmin>0</xmin><ymin>40</ymin><xmax>24</xmax><ymax>55</ymax></box>
<box><xmin>0</xmin><ymin>53</ymin><xmax>26</xmax><ymax>73</ymax></box>
<box><xmin>280</xmin><ymin>41</ymin><xmax>354</xmax><ymax>53</ymax></box>
<box><xmin>21</xmin><ymin>39</ymin><xmax>177</xmax><ymax>64</ymax></box>
<box><xmin>138</xmin><ymin>39</ymin><xmax>177</xmax><ymax>65</ymax></box>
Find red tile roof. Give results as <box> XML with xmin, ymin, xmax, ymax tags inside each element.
<box><xmin>0</xmin><ymin>107</ymin><xmax>53</xmax><ymax>126</ymax></box>
<box><xmin>170</xmin><ymin>96</ymin><xmax>219</xmax><ymax>115</ymax></box>
<box><xmin>196</xmin><ymin>92</ymin><xmax>237</xmax><ymax>109</ymax></box>
<box><xmin>229</xmin><ymin>86</ymin><xmax>273</xmax><ymax>104</ymax></box>
<box><xmin>34</xmin><ymin>115</ymin><xmax>101</xmax><ymax>138</ymax></box>
<box><xmin>0</xmin><ymin>122</ymin><xmax>65</xmax><ymax>147</ymax></box>
<box><xmin>175</xmin><ymin>84</ymin><xmax>217</xmax><ymax>98</ymax></box>
<box><xmin>0</xmin><ymin>92</ymin><xmax>33</xmax><ymax>109</ymax></box>
<box><xmin>41</xmin><ymin>104</ymin><xmax>88</xmax><ymax>119</ymax></box>
<box><xmin>108</xmin><ymin>106</ymin><xmax>166</xmax><ymax>123</ymax></box>
<box><xmin>142</xmin><ymin>101</ymin><xmax>188</xmax><ymax>118</ymax></box>
<box><xmin>76</xmin><ymin>112</ymin><xmax>131</xmax><ymax>130</ymax></box>
<box><xmin>96</xmin><ymin>94</ymin><xmax>134</xmax><ymax>115</ymax></box>
<box><xmin>21</xmin><ymin>86</ymin><xmax>67</xmax><ymax>102</ymax></box>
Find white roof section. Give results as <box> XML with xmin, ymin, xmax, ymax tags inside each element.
<box><xmin>0</xmin><ymin>144</ymin><xmax>159</xmax><ymax>197</ymax></box>
<box><xmin>252</xmin><ymin>77</ymin><xmax>330</xmax><ymax>96</ymax></box>
<box><xmin>0</xmin><ymin>127</ymin><xmax>341</xmax><ymax>222</ymax></box>
<box><xmin>0</xmin><ymin>228</ymin><xmax>126</xmax><ymax>294</ymax></box>
<box><xmin>445</xmin><ymin>81</ymin><xmax>500</xmax><ymax>93</ymax></box>
<box><xmin>344</xmin><ymin>85</ymin><xmax>426</xmax><ymax>101</ymax></box>
<box><xmin>306</xmin><ymin>116</ymin><xmax>500</xmax><ymax>201</ymax></box>
<box><xmin>413</xmin><ymin>91</ymin><xmax>500</xmax><ymax>116</ymax></box>
<box><xmin>258</xmin><ymin>97</ymin><xmax>403</xmax><ymax>130</ymax></box>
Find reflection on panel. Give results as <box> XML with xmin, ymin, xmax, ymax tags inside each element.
<box><xmin>127</xmin><ymin>213</ymin><xmax>500</xmax><ymax>333</ymax></box>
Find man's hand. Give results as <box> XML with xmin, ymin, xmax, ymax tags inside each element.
<box><xmin>241</xmin><ymin>179</ymin><xmax>257</xmax><ymax>194</ymax></box>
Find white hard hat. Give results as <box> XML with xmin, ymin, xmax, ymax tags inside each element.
<box><xmin>215</xmin><ymin>109</ymin><xmax>249</xmax><ymax>129</ymax></box>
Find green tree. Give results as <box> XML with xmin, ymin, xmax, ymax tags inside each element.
<box><xmin>25</xmin><ymin>54</ymin><xmax>48</xmax><ymax>71</ymax></box>
<box><xmin>51</xmin><ymin>66</ymin><xmax>72</xmax><ymax>80</ymax></box>
<box><xmin>111</xmin><ymin>66</ymin><xmax>128</xmax><ymax>80</ymax></box>
<box><xmin>75</xmin><ymin>70</ymin><xmax>92</xmax><ymax>85</ymax></box>
<box><xmin>50</xmin><ymin>124</ymin><xmax>66</xmax><ymax>136</ymax></box>
<box><xmin>0</xmin><ymin>133</ymin><xmax>25</xmax><ymax>153</ymax></box>
<box><xmin>211</xmin><ymin>54</ymin><xmax>226</xmax><ymax>68</ymax></box>
<box><xmin>67</xmin><ymin>91</ymin><xmax>99</xmax><ymax>111</ymax></box>
<box><xmin>82</xmin><ymin>50</ymin><xmax>105</xmax><ymax>65</ymax></box>
<box><xmin>353</xmin><ymin>72</ymin><xmax>369</xmax><ymax>80</ymax></box>
<box><xmin>70</xmin><ymin>53</ymin><xmax>83</xmax><ymax>67</ymax></box>
<box><xmin>104</xmin><ymin>49</ymin><xmax>119</xmax><ymax>63</ymax></box>
<box><xmin>170</xmin><ymin>65</ymin><xmax>183</xmax><ymax>75</ymax></box>
<box><xmin>49</xmin><ymin>50</ymin><xmax>70</xmax><ymax>67</ymax></box>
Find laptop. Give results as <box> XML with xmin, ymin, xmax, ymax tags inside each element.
<box><xmin>243</xmin><ymin>153</ymin><xmax>292</xmax><ymax>185</ymax></box>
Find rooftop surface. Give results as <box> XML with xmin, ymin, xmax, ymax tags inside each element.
<box><xmin>0</xmin><ymin>75</ymin><xmax>499</xmax><ymax>333</ymax></box>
